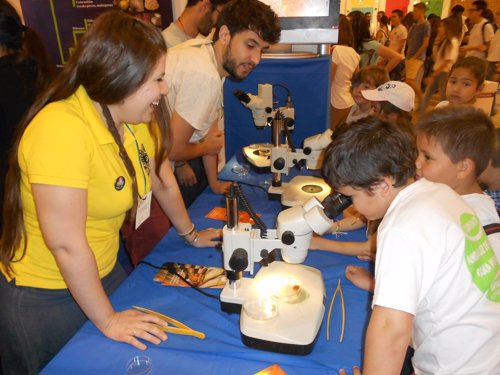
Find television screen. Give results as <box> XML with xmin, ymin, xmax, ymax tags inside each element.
<box><xmin>259</xmin><ymin>0</ymin><xmax>339</xmax><ymax>44</ymax></box>
<box><xmin>260</xmin><ymin>0</ymin><xmax>330</xmax><ymax>17</ymax></box>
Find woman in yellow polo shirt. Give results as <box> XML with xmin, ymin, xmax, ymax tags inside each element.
<box><xmin>0</xmin><ymin>11</ymin><xmax>220</xmax><ymax>375</ymax></box>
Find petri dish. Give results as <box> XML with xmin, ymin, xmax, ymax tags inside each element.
<box><xmin>231</xmin><ymin>163</ymin><xmax>250</xmax><ymax>177</ymax></box>
<box><xmin>243</xmin><ymin>298</ymin><xmax>278</xmax><ymax>321</ymax></box>
<box><xmin>126</xmin><ymin>355</ymin><xmax>152</xmax><ymax>375</ymax></box>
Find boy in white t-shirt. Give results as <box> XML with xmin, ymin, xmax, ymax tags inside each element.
<box><xmin>347</xmin><ymin>106</ymin><xmax>500</xmax><ymax>286</ymax></box>
<box><xmin>416</xmin><ymin>106</ymin><xmax>500</xmax><ymax>260</ymax></box>
<box><xmin>323</xmin><ymin>115</ymin><xmax>500</xmax><ymax>374</ymax></box>
<box><xmin>309</xmin><ymin>81</ymin><xmax>414</xmax><ymax>259</ymax></box>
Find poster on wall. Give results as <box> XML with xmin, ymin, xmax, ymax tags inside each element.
<box><xmin>20</xmin><ymin>0</ymin><xmax>173</xmax><ymax>67</ymax></box>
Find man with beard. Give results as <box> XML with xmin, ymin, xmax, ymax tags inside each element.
<box><xmin>162</xmin><ymin>0</ymin><xmax>230</xmax><ymax>48</ymax></box>
<box><xmin>164</xmin><ymin>0</ymin><xmax>281</xmax><ymax>206</ymax></box>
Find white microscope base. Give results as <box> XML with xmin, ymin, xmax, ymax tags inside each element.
<box><xmin>220</xmin><ymin>262</ymin><xmax>325</xmax><ymax>355</ymax></box>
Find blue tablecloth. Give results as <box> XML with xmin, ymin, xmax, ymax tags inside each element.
<box><xmin>40</xmin><ymin>160</ymin><xmax>372</xmax><ymax>375</ymax></box>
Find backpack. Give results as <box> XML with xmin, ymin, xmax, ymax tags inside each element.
<box><xmin>482</xmin><ymin>21</ymin><xmax>496</xmax><ymax>57</ymax></box>
<box><xmin>380</xmin><ymin>29</ymin><xmax>390</xmax><ymax>47</ymax></box>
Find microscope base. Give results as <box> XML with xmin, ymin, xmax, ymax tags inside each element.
<box><xmin>220</xmin><ymin>262</ymin><xmax>325</xmax><ymax>355</ymax></box>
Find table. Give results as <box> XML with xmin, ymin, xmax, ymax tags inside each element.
<box><xmin>40</xmin><ymin>156</ymin><xmax>372</xmax><ymax>375</ymax></box>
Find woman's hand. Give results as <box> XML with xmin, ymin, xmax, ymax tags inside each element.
<box><xmin>193</xmin><ymin>228</ymin><xmax>222</xmax><ymax>248</ymax></box>
<box><xmin>339</xmin><ymin>366</ymin><xmax>362</xmax><ymax>375</ymax></box>
<box><xmin>101</xmin><ymin>310</ymin><xmax>169</xmax><ymax>350</ymax></box>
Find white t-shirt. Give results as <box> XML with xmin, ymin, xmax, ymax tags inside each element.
<box><xmin>487</xmin><ymin>29</ymin><xmax>500</xmax><ymax>62</ymax></box>
<box><xmin>459</xmin><ymin>15</ymin><xmax>468</xmax><ymax>45</ymax></box>
<box><xmin>330</xmin><ymin>46</ymin><xmax>360</xmax><ymax>109</ymax></box>
<box><xmin>374</xmin><ymin>179</ymin><xmax>500</xmax><ymax>375</ymax></box>
<box><xmin>433</xmin><ymin>37</ymin><xmax>459</xmax><ymax>73</ymax></box>
<box><xmin>463</xmin><ymin>193</ymin><xmax>500</xmax><ymax>260</ymax></box>
<box><xmin>164</xmin><ymin>39</ymin><xmax>223</xmax><ymax>144</ymax></box>
<box><xmin>435</xmin><ymin>100</ymin><xmax>449</xmax><ymax>109</ymax></box>
<box><xmin>389</xmin><ymin>24</ymin><xmax>408</xmax><ymax>55</ymax></box>
<box><xmin>162</xmin><ymin>22</ymin><xmax>190</xmax><ymax>48</ymax></box>
<box><xmin>376</xmin><ymin>26</ymin><xmax>389</xmax><ymax>46</ymax></box>
<box><xmin>466</xmin><ymin>19</ymin><xmax>495</xmax><ymax>59</ymax></box>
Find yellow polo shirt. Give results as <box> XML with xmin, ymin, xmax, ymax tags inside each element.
<box><xmin>1</xmin><ymin>86</ymin><xmax>154</xmax><ymax>289</ymax></box>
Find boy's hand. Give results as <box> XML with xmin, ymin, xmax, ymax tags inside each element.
<box><xmin>210</xmin><ymin>180</ymin><xmax>231</xmax><ymax>195</ymax></box>
<box><xmin>309</xmin><ymin>235</ymin><xmax>323</xmax><ymax>250</ymax></box>
<box><xmin>176</xmin><ymin>163</ymin><xmax>197</xmax><ymax>186</ymax></box>
<box><xmin>357</xmin><ymin>242</ymin><xmax>376</xmax><ymax>261</ymax></box>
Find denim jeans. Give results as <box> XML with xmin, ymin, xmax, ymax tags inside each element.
<box><xmin>0</xmin><ymin>262</ymin><xmax>126</xmax><ymax>375</ymax></box>
<box><xmin>420</xmin><ymin>71</ymin><xmax>448</xmax><ymax>112</ymax></box>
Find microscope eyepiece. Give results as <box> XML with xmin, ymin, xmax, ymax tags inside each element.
<box><xmin>322</xmin><ymin>193</ymin><xmax>352</xmax><ymax>219</ymax></box>
<box><xmin>234</xmin><ymin>89</ymin><xmax>251</xmax><ymax>104</ymax></box>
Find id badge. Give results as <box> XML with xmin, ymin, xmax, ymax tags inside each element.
<box><xmin>135</xmin><ymin>191</ymin><xmax>152</xmax><ymax>229</ymax></box>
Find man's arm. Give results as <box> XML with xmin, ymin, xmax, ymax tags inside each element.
<box><xmin>168</xmin><ymin>112</ymin><xmax>223</xmax><ymax>161</ymax></box>
<box><xmin>202</xmin><ymin>154</ymin><xmax>231</xmax><ymax>194</ymax></box>
<box><xmin>395</xmin><ymin>37</ymin><xmax>406</xmax><ymax>54</ymax></box>
<box><xmin>363</xmin><ymin>306</ymin><xmax>414</xmax><ymax>375</ymax></box>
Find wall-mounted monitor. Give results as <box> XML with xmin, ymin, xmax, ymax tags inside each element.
<box><xmin>259</xmin><ymin>0</ymin><xmax>339</xmax><ymax>44</ymax></box>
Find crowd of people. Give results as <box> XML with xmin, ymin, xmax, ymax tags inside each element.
<box><xmin>0</xmin><ymin>0</ymin><xmax>499</xmax><ymax>374</ymax></box>
<box><xmin>329</xmin><ymin>1</ymin><xmax>499</xmax><ymax>121</ymax></box>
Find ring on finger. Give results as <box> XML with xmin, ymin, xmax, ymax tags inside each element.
<box><xmin>133</xmin><ymin>329</ymin><xmax>137</xmax><ymax>336</ymax></box>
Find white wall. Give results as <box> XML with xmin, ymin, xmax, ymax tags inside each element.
<box><xmin>171</xmin><ymin>0</ymin><xmax>186</xmax><ymax>19</ymax></box>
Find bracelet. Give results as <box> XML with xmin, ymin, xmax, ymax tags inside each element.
<box><xmin>185</xmin><ymin>231</ymin><xmax>200</xmax><ymax>246</ymax></box>
<box><xmin>174</xmin><ymin>161</ymin><xmax>187</xmax><ymax>168</ymax></box>
<box><xmin>178</xmin><ymin>223</ymin><xmax>195</xmax><ymax>237</ymax></box>
<box><xmin>331</xmin><ymin>220</ymin><xmax>341</xmax><ymax>235</ymax></box>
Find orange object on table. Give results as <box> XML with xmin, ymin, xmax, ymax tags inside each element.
<box><xmin>205</xmin><ymin>206</ymin><xmax>261</xmax><ymax>225</ymax></box>
<box><xmin>254</xmin><ymin>364</ymin><xmax>287</xmax><ymax>375</ymax></box>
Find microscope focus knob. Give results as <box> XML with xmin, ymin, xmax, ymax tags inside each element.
<box><xmin>273</xmin><ymin>157</ymin><xmax>286</xmax><ymax>171</ymax></box>
<box><xmin>281</xmin><ymin>231</ymin><xmax>295</xmax><ymax>246</ymax></box>
<box><xmin>303</xmin><ymin>147</ymin><xmax>311</xmax><ymax>155</ymax></box>
<box><xmin>229</xmin><ymin>248</ymin><xmax>248</xmax><ymax>272</ymax></box>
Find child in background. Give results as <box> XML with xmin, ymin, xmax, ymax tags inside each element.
<box><xmin>345</xmin><ymin>65</ymin><xmax>389</xmax><ymax>124</ymax></box>
<box><xmin>361</xmin><ymin>80</ymin><xmax>415</xmax><ymax>123</ymax></box>
<box><xmin>322</xmin><ymin>115</ymin><xmax>500</xmax><ymax>374</ymax></box>
<box><xmin>310</xmin><ymin>81</ymin><xmax>415</xmax><ymax>260</ymax></box>
<box><xmin>346</xmin><ymin>106</ymin><xmax>500</xmax><ymax>290</ymax></box>
<box><xmin>479</xmin><ymin>128</ymin><xmax>500</xmax><ymax>216</ymax></box>
<box><xmin>435</xmin><ymin>56</ymin><xmax>487</xmax><ymax>108</ymax></box>
<box><xmin>420</xmin><ymin>16</ymin><xmax>461</xmax><ymax>112</ymax></box>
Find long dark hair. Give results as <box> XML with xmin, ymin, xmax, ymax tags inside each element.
<box><xmin>350</xmin><ymin>10</ymin><xmax>372</xmax><ymax>53</ymax></box>
<box><xmin>0</xmin><ymin>10</ymin><xmax>167</xmax><ymax>274</ymax></box>
<box><xmin>338</xmin><ymin>14</ymin><xmax>354</xmax><ymax>46</ymax></box>
<box><xmin>438</xmin><ymin>17</ymin><xmax>462</xmax><ymax>60</ymax></box>
<box><xmin>0</xmin><ymin>0</ymin><xmax>55</xmax><ymax>92</ymax></box>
